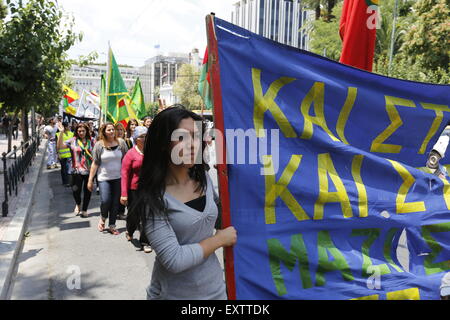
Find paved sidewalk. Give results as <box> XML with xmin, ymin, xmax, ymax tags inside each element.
<box><xmin>0</xmin><ymin>129</ymin><xmax>40</xmax><ymax>240</ymax></box>
<box><xmin>1</xmin><ymin>141</ymin><xmax>224</xmax><ymax>300</ymax></box>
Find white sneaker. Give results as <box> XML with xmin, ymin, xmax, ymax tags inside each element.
<box><xmin>143</xmin><ymin>245</ymin><xmax>153</xmax><ymax>253</ymax></box>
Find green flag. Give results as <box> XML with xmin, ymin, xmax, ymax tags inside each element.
<box><xmin>198</xmin><ymin>47</ymin><xmax>213</xmax><ymax>110</ymax></box>
<box><xmin>107</xmin><ymin>48</ymin><xmax>130</xmax><ymax>123</ymax></box>
<box><xmin>130</xmin><ymin>77</ymin><xmax>146</xmax><ymax>120</ymax></box>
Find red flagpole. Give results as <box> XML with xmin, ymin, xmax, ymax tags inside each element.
<box><xmin>205</xmin><ymin>14</ymin><xmax>236</xmax><ymax>300</ymax></box>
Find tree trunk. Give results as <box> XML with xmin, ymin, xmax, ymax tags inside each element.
<box><xmin>315</xmin><ymin>3</ymin><xmax>321</xmax><ymax>20</ymax></box>
<box><xmin>326</xmin><ymin>0</ymin><xmax>336</xmax><ymax>21</ymax></box>
<box><xmin>21</xmin><ymin>106</ymin><xmax>29</xmax><ymax>143</ymax></box>
<box><xmin>7</xmin><ymin>119</ymin><xmax>12</xmax><ymax>154</ymax></box>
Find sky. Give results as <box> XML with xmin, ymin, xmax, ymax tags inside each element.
<box><xmin>58</xmin><ymin>0</ymin><xmax>236</xmax><ymax>67</ymax></box>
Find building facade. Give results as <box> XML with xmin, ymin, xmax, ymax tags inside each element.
<box><xmin>68</xmin><ymin>48</ymin><xmax>201</xmax><ymax>109</ymax></box>
<box><xmin>69</xmin><ymin>64</ymin><xmax>140</xmax><ymax>95</ymax></box>
<box><xmin>231</xmin><ymin>0</ymin><xmax>314</xmax><ymax>50</ymax></box>
<box><xmin>139</xmin><ymin>48</ymin><xmax>201</xmax><ymax>104</ymax></box>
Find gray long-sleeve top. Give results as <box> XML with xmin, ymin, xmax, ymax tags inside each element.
<box><xmin>144</xmin><ymin>175</ymin><xmax>227</xmax><ymax>300</ymax></box>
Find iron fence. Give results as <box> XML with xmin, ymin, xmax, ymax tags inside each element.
<box><xmin>1</xmin><ymin>129</ymin><xmax>42</xmax><ymax>217</ymax></box>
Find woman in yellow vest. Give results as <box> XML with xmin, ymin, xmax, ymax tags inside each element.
<box><xmin>56</xmin><ymin>121</ymin><xmax>74</xmax><ymax>187</ymax></box>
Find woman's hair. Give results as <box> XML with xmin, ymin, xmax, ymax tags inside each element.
<box><xmin>126</xmin><ymin>119</ymin><xmax>139</xmax><ymax>139</ymax></box>
<box><xmin>131</xmin><ymin>106</ymin><xmax>207</xmax><ymax>224</ymax></box>
<box><xmin>74</xmin><ymin>122</ymin><xmax>91</xmax><ymax>140</ymax></box>
<box><xmin>98</xmin><ymin>122</ymin><xmax>118</xmax><ymax>144</ymax></box>
<box><xmin>114</xmin><ymin>122</ymin><xmax>126</xmax><ymax>139</ymax></box>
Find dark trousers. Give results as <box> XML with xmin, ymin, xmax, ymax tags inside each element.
<box><xmin>72</xmin><ymin>174</ymin><xmax>92</xmax><ymax>211</ymax></box>
<box><xmin>126</xmin><ymin>190</ymin><xmax>149</xmax><ymax>245</ymax></box>
<box><xmin>60</xmin><ymin>158</ymin><xmax>71</xmax><ymax>185</ymax></box>
<box><xmin>98</xmin><ymin>178</ymin><xmax>121</xmax><ymax>227</ymax></box>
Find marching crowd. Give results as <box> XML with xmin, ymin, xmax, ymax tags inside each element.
<box><xmin>44</xmin><ymin>115</ymin><xmax>154</xmax><ymax>253</ymax></box>
<box><xmin>43</xmin><ymin>106</ymin><xmax>237</xmax><ymax>300</ymax></box>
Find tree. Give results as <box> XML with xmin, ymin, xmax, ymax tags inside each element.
<box><xmin>400</xmin><ymin>0</ymin><xmax>449</xmax><ymax>71</ymax></box>
<box><xmin>373</xmin><ymin>0</ymin><xmax>449</xmax><ymax>84</ymax></box>
<box><xmin>172</xmin><ymin>64</ymin><xmax>203</xmax><ymax>110</ymax></box>
<box><xmin>0</xmin><ymin>0</ymin><xmax>80</xmax><ymax>142</ymax></box>
<box><xmin>309</xmin><ymin>1</ymin><xmax>343</xmax><ymax>61</ymax></box>
<box><xmin>303</xmin><ymin>0</ymin><xmax>342</xmax><ymax>21</ymax></box>
<box><xmin>0</xmin><ymin>0</ymin><xmax>7</xmax><ymax>21</ymax></box>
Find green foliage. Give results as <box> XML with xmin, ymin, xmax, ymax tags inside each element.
<box><xmin>0</xmin><ymin>0</ymin><xmax>80</xmax><ymax>117</ymax></box>
<box><xmin>309</xmin><ymin>2</ymin><xmax>342</xmax><ymax>61</ymax></box>
<box><xmin>172</xmin><ymin>64</ymin><xmax>203</xmax><ymax>111</ymax></box>
<box><xmin>0</xmin><ymin>0</ymin><xmax>7</xmax><ymax>21</ymax></box>
<box><xmin>374</xmin><ymin>54</ymin><xmax>450</xmax><ymax>84</ymax></box>
<box><xmin>145</xmin><ymin>102</ymin><xmax>159</xmax><ymax>118</ymax></box>
<box><xmin>373</xmin><ymin>0</ymin><xmax>449</xmax><ymax>83</ymax></box>
<box><xmin>400</xmin><ymin>0</ymin><xmax>449</xmax><ymax>71</ymax></box>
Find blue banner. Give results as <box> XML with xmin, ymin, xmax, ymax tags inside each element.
<box><xmin>213</xmin><ymin>17</ymin><xmax>450</xmax><ymax>300</ymax></box>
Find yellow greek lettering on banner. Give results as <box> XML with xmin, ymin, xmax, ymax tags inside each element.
<box><xmin>300</xmin><ymin>82</ymin><xmax>340</xmax><ymax>142</ymax></box>
<box><xmin>418</xmin><ymin>103</ymin><xmax>450</xmax><ymax>154</ymax></box>
<box><xmin>252</xmin><ymin>68</ymin><xmax>297</xmax><ymax>138</ymax></box>
<box><xmin>336</xmin><ymin>87</ymin><xmax>358</xmax><ymax>145</ymax></box>
<box><xmin>263</xmin><ymin>155</ymin><xmax>309</xmax><ymax>225</ymax></box>
<box><xmin>388</xmin><ymin>160</ymin><xmax>426</xmax><ymax>214</ymax></box>
<box><xmin>370</xmin><ymin>96</ymin><xmax>416</xmax><ymax>154</ymax></box>
<box><xmin>314</xmin><ymin>153</ymin><xmax>353</xmax><ymax>220</ymax></box>
<box><xmin>351</xmin><ymin>155</ymin><xmax>368</xmax><ymax>218</ymax></box>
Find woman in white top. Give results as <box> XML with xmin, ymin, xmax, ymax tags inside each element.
<box><xmin>87</xmin><ymin>123</ymin><xmax>128</xmax><ymax>235</ymax></box>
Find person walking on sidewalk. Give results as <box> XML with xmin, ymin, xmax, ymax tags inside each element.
<box><xmin>120</xmin><ymin>126</ymin><xmax>152</xmax><ymax>253</ymax></box>
<box><xmin>126</xmin><ymin>119</ymin><xmax>139</xmax><ymax>147</ymax></box>
<box><xmin>88</xmin><ymin>123</ymin><xmax>128</xmax><ymax>235</ymax></box>
<box><xmin>44</xmin><ymin>117</ymin><xmax>58</xmax><ymax>170</ymax></box>
<box><xmin>57</xmin><ymin>122</ymin><xmax>95</xmax><ymax>218</ymax></box>
<box><xmin>114</xmin><ymin>122</ymin><xmax>130</xmax><ymax>220</ymax></box>
<box><xmin>56</xmin><ymin>121</ymin><xmax>74</xmax><ymax>187</ymax></box>
<box><xmin>129</xmin><ymin>107</ymin><xmax>237</xmax><ymax>300</ymax></box>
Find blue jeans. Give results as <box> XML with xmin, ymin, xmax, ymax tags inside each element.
<box><xmin>60</xmin><ymin>158</ymin><xmax>71</xmax><ymax>185</ymax></box>
<box><xmin>98</xmin><ymin>179</ymin><xmax>121</xmax><ymax>227</ymax></box>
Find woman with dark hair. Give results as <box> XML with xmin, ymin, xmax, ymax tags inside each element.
<box><xmin>130</xmin><ymin>106</ymin><xmax>237</xmax><ymax>300</ymax></box>
<box><xmin>126</xmin><ymin>119</ymin><xmax>139</xmax><ymax>146</ymax></box>
<box><xmin>57</xmin><ymin>122</ymin><xmax>95</xmax><ymax>218</ymax></box>
<box><xmin>88</xmin><ymin>123</ymin><xmax>128</xmax><ymax>235</ymax></box>
<box><xmin>121</xmin><ymin>126</ymin><xmax>152</xmax><ymax>252</ymax></box>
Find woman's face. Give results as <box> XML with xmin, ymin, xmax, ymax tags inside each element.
<box><xmin>104</xmin><ymin>125</ymin><xmax>115</xmax><ymax>140</ymax></box>
<box><xmin>130</xmin><ymin>122</ymin><xmax>136</xmax><ymax>131</ymax></box>
<box><xmin>77</xmin><ymin>127</ymin><xmax>86</xmax><ymax>139</ymax></box>
<box><xmin>116</xmin><ymin>127</ymin><xmax>125</xmax><ymax>138</ymax></box>
<box><xmin>170</xmin><ymin>117</ymin><xmax>202</xmax><ymax>168</ymax></box>
<box><xmin>144</xmin><ymin>119</ymin><xmax>152</xmax><ymax>127</ymax></box>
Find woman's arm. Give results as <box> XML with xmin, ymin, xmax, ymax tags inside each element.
<box><xmin>87</xmin><ymin>162</ymin><xmax>98</xmax><ymax>192</ymax></box>
<box><xmin>120</xmin><ymin>153</ymin><xmax>132</xmax><ymax>205</ymax></box>
<box><xmin>199</xmin><ymin>227</ymin><xmax>236</xmax><ymax>259</ymax></box>
<box><xmin>56</xmin><ymin>123</ymin><xmax>65</xmax><ymax>151</ymax></box>
<box><xmin>145</xmin><ymin>216</ymin><xmax>236</xmax><ymax>274</ymax></box>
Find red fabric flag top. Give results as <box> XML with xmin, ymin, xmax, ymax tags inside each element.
<box><xmin>339</xmin><ymin>0</ymin><xmax>378</xmax><ymax>71</ymax></box>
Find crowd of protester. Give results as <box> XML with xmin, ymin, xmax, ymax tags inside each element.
<box><xmin>45</xmin><ymin>115</ymin><xmax>153</xmax><ymax>253</ymax></box>
<box><xmin>45</xmin><ymin>106</ymin><xmax>237</xmax><ymax>300</ymax></box>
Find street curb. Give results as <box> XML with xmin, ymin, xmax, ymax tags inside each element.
<box><xmin>0</xmin><ymin>138</ymin><xmax>48</xmax><ymax>299</ymax></box>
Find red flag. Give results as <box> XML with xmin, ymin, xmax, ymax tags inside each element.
<box><xmin>339</xmin><ymin>0</ymin><xmax>378</xmax><ymax>71</ymax></box>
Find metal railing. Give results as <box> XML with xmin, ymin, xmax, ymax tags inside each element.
<box><xmin>2</xmin><ymin>128</ymin><xmax>42</xmax><ymax>217</ymax></box>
